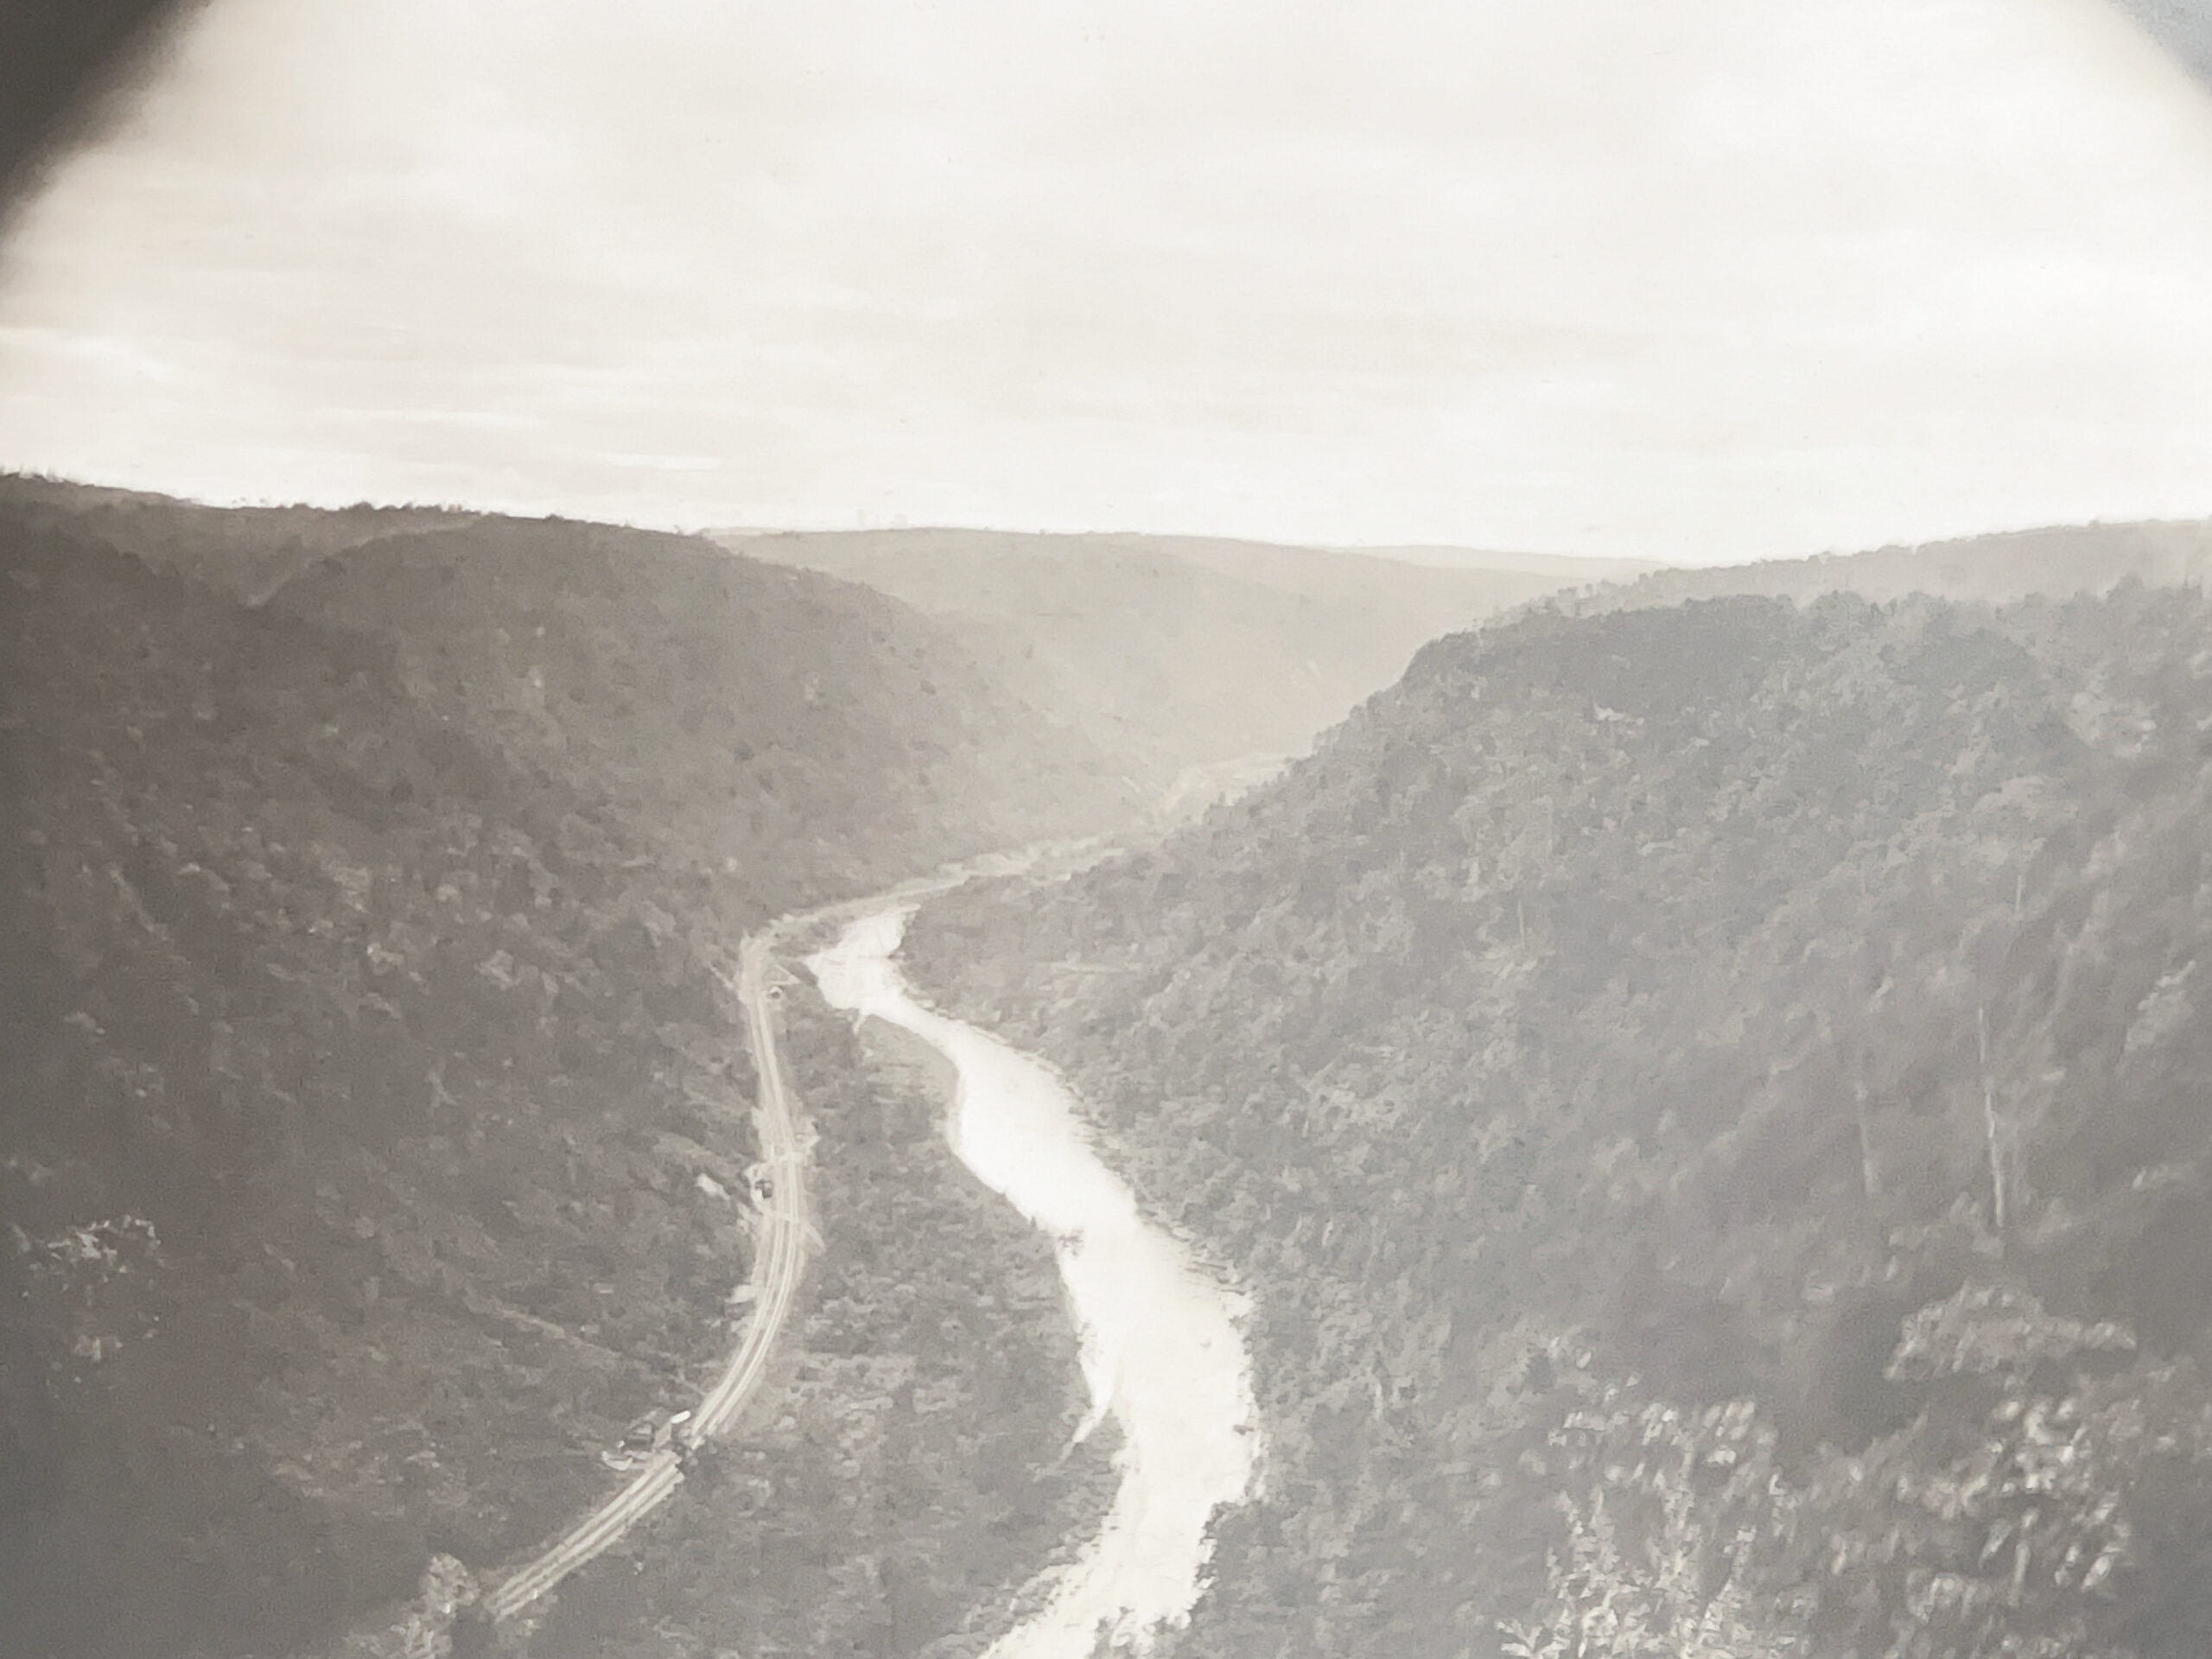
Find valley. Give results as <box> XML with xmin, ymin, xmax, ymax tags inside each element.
<box><xmin>810</xmin><ymin>904</ymin><xmax>1260</xmax><ymax>1659</ymax></box>
<box><xmin>14</xmin><ymin>477</ymin><xmax>2212</xmax><ymax>1659</ymax></box>
<box><xmin>715</xmin><ymin>526</ymin><xmax>1653</xmax><ymax>794</ymax></box>
<box><xmin>10</xmin><ymin>7</ymin><xmax>2212</xmax><ymax>1657</ymax></box>
<box><xmin>0</xmin><ymin>481</ymin><xmax>1129</xmax><ymax>1658</ymax></box>
<box><xmin>906</xmin><ymin>583</ymin><xmax>2212</xmax><ymax>1659</ymax></box>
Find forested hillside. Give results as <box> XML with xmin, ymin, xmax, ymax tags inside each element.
<box><xmin>909</xmin><ymin>585</ymin><xmax>2212</xmax><ymax>1659</ymax></box>
<box><xmin>0</xmin><ymin>483</ymin><xmax>1121</xmax><ymax>1659</ymax></box>
<box><xmin>266</xmin><ymin>516</ymin><xmax>1129</xmax><ymax>906</ymax></box>
<box><xmin>0</xmin><ymin>474</ymin><xmax>467</xmax><ymax>604</ymax></box>
<box><xmin>1577</xmin><ymin>518</ymin><xmax>2212</xmax><ymax>616</ymax></box>
<box><xmin>717</xmin><ymin>527</ymin><xmax>1650</xmax><ymax>794</ymax></box>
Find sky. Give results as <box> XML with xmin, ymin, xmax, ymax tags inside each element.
<box><xmin>2</xmin><ymin>1</ymin><xmax>2212</xmax><ymax>565</ymax></box>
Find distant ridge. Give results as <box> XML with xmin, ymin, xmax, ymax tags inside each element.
<box><xmin>1330</xmin><ymin>543</ymin><xmax>1662</xmax><ymax>581</ymax></box>
<box><xmin>0</xmin><ymin>473</ymin><xmax>476</xmax><ymax>605</ymax></box>
<box><xmin>714</xmin><ymin>525</ymin><xmax>1643</xmax><ymax>791</ymax></box>
<box><xmin>1573</xmin><ymin>518</ymin><xmax>2212</xmax><ymax>614</ymax></box>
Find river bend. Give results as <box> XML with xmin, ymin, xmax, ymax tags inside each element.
<box><xmin>808</xmin><ymin>906</ymin><xmax>1259</xmax><ymax>1659</ymax></box>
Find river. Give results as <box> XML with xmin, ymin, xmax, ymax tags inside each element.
<box><xmin>806</xmin><ymin>906</ymin><xmax>1260</xmax><ymax>1659</ymax></box>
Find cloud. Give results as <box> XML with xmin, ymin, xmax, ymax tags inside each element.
<box><xmin>1</xmin><ymin>0</ymin><xmax>2211</xmax><ymax>562</ymax></box>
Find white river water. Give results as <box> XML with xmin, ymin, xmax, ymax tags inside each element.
<box><xmin>806</xmin><ymin>907</ymin><xmax>1260</xmax><ymax>1659</ymax></box>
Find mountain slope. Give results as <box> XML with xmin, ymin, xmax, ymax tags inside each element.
<box><xmin>908</xmin><ymin>583</ymin><xmax>2212</xmax><ymax>1659</ymax></box>
<box><xmin>0</xmin><ymin>474</ymin><xmax>470</xmax><ymax>604</ymax></box>
<box><xmin>267</xmin><ymin>516</ymin><xmax>1130</xmax><ymax>906</ymax></box>
<box><xmin>715</xmin><ymin>527</ymin><xmax>1649</xmax><ymax>792</ymax></box>
<box><xmin>0</xmin><ymin>483</ymin><xmax>1122</xmax><ymax>1659</ymax></box>
<box><xmin>1577</xmin><ymin>518</ymin><xmax>2212</xmax><ymax>615</ymax></box>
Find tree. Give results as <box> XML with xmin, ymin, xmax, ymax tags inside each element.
<box><xmin>1798</xmin><ymin>1284</ymin><xmax>2168</xmax><ymax>1659</ymax></box>
<box><xmin>1500</xmin><ymin>1390</ymin><xmax>1811</xmax><ymax>1659</ymax></box>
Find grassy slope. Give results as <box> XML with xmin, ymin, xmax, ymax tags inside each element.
<box><xmin>909</xmin><ymin>585</ymin><xmax>2212</xmax><ymax>1659</ymax></box>
<box><xmin>0</xmin><ymin>482</ymin><xmax>1125</xmax><ymax>1659</ymax></box>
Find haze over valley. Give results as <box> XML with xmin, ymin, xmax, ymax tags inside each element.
<box><xmin>13</xmin><ymin>3</ymin><xmax>2212</xmax><ymax>1656</ymax></box>
<box><xmin>10</xmin><ymin>474</ymin><xmax>2212</xmax><ymax>1656</ymax></box>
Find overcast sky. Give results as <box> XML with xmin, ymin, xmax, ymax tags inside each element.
<box><xmin>2</xmin><ymin>0</ymin><xmax>2211</xmax><ymax>564</ymax></box>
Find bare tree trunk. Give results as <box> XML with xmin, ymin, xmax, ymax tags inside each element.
<box><xmin>1852</xmin><ymin>1046</ymin><xmax>1878</xmax><ymax>1205</ymax></box>
<box><xmin>1979</xmin><ymin>1003</ymin><xmax>2006</xmax><ymax>1239</ymax></box>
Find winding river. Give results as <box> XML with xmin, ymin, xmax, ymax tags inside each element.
<box><xmin>807</xmin><ymin>906</ymin><xmax>1260</xmax><ymax>1659</ymax></box>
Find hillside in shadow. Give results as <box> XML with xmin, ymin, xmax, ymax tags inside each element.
<box><xmin>0</xmin><ymin>480</ymin><xmax>1125</xmax><ymax>1659</ymax></box>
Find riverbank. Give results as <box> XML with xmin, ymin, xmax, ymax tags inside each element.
<box><xmin>810</xmin><ymin>906</ymin><xmax>1260</xmax><ymax>1659</ymax></box>
<box><xmin>517</xmin><ymin>984</ymin><xmax>1119</xmax><ymax>1659</ymax></box>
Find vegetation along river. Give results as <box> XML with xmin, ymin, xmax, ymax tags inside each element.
<box><xmin>808</xmin><ymin>905</ymin><xmax>1260</xmax><ymax>1658</ymax></box>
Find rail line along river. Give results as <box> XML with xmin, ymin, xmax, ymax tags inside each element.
<box><xmin>808</xmin><ymin>906</ymin><xmax>1261</xmax><ymax>1659</ymax></box>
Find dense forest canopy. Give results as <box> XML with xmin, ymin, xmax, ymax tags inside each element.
<box><xmin>20</xmin><ymin>467</ymin><xmax>2212</xmax><ymax>1659</ymax></box>
<box><xmin>0</xmin><ymin>483</ymin><xmax>1115</xmax><ymax>1658</ymax></box>
<box><xmin>908</xmin><ymin>585</ymin><xmax>2212</xmax><ymax>1659</ymax></box>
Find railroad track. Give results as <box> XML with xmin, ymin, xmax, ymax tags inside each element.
<box><xmin>481</xmin><ymin>927</ymin><xmax>812</xmax><ymax>1621</ymax></box>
